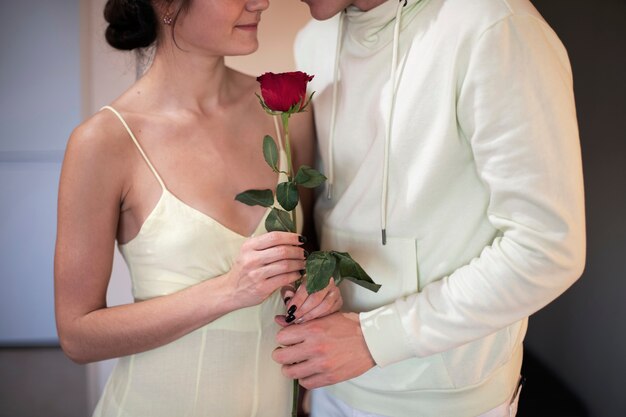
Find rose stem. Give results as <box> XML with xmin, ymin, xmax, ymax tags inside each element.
<box><xmin>282</xmin><ymin>112</ymin><xmax>297</xmax><ymax>232</ymax></box>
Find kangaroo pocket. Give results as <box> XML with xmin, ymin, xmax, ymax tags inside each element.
<box><xmin>320</xmin><ymin>226</ymin><xmax>453</xmax><ymax>391</ymax></box>
<box><xmin>320</xmin><ymin>225</ymin><xmax>419</xmax><ymax>312</ymax></box>
<box><xmin>320</xmin><ymin>225</ymin><xmax>525</xmax><ymax>394</ymax></box>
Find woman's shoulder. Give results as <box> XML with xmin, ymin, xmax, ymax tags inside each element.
<box><xmin>71</xmin><ymin>75</ymin><xmax>157</xmax><ymax>151</ymax></box>
<box><xmin>227</xmin><ymin>68</ymin><xmax>261</xmax><ymax>102</ymax></box>
<box><xmin>225</xmin><ymin>68</ymin><xmax>277</xmax><ymax>124</ymax></box>
<box><xmin>63</xmin><ymin>106</ymin><xmax>139</xmax><ymax>193</ymax></box>
<box><xmin>67</xmin><ymin>107</ymin><xmax>134</xmax><ymax>159</ymax></box>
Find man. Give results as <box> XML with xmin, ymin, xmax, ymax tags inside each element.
<box><xmin>273</xmin><ymin>0</ymin><xmax>585</xmax><ymax>416</ymax></box>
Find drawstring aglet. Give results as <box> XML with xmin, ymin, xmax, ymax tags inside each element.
<box><xmin>381</xmin><ymin>229</ymin><xmax>387</xmax><ymax>245</ymax></box>
<box><xmin>327</xmin><ymin>183</ymin><xmax>333</xmax><ymax>200</ymax></box>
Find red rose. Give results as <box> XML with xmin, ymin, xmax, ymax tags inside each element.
<box><xmin>257</xmin><ymin>71</ymin><xmax>314</xmax><ymax>113</ymax></box>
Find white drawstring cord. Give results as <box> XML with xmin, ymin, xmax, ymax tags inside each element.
<box><xmin>326</xmin><ymin>11</ymin><xmax>346</xmax><ymax>200</ymax></box>
<box><xmin>326</xmin><ymin>2</ymin><xmax>407</xmax><ymax>245</ymax></box>
<box><xmin>381</xmin><ymin>0</ymin><xmax>405</xmax><ymax>245</ymax></box>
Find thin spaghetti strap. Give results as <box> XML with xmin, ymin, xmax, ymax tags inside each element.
<box><xmin>101</xmin><ymin>106</ymin><xmax>167</xmax><ymax>191</ymax></box>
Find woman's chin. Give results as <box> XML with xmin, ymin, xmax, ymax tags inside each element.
<box><xmin>228</xmin><ymin>42</ymin><xmax>260</xmax><ymax>57</ymax></box>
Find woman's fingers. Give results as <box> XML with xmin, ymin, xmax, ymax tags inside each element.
<box><xmin>265</xmin><ymin>272</ymin><xmax>302</xmax><ymax>294</ymax></box>
<box><xmin>284</xmin><ymin>279</ymin><xmax>310</xmax><ymax>322</ymax></box>
<box><xmin>295</xmin><ymin>284</ymin><xmax>329</xmax><ymax>319</ymax></box>
<box><xmin>247</xmin><ymin>231</ymin><xmax>304</xmax><ymax>251</ymax></box>
<box><xmin>255</xmin><ymin>244</ymin><xmax>306</xmax><ymax>266</ymax></box>
<box><xmin>243</xmin><ymin>232</ymin><xmax>305</xmax><ymax>272</ymax></box>
<box><xmin>294</xmin><ymin>288</ymin><xmax>342</xmax><ymax>324</ymax></box>
<box><xmin>297</xmin><ymin>278</ymin><xmax>338</xmax><ymax>322</ymax></box>
<box><xmin>285</xmin><ymin>278</ymin><xmax>341</xmax><ymax>324</ymax></box>
<box><xmin>256</xmin><ymin>260</ymin><xmax>305</xmax><ymax>281</ymax></box>
<box><xmin>228</xmin><ymin>233</ymin><xmax>304</xmax><ymax>307</ymax></box>
<box><xmin>228</xmin><ymin>233</ymin><xmax>307</xmax><ymax>309</ymax></box>
<box><xmin>281</xmin><ymin>286</ymin><xmax>296</xmax><ymax>306</ymax></box>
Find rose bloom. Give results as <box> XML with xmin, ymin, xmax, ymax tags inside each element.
<box><xmin>257</xmin><ymin>71</ymin><xmax>314</xmax><ymax>113</ymax></box>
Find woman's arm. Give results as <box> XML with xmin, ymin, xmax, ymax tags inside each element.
<box><xmin>55</xmin><ymin>118</ymin><xmax>305</xmax><ymax>364</ymax></box>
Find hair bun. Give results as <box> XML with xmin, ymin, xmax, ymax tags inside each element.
<box><xmin>104</xmin><ymin>0</ymin><xmax>157</xmax><ymax>50</ymax></box>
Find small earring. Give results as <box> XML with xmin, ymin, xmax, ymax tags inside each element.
<box><xmin>162</xmin><ymin>14</ymin><xmax>173</xmax><ymax>25</ymax></box>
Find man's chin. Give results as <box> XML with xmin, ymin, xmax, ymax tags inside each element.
<box><xmin>301</xmin><ymin>0</ymin><xmax>345</xmax><ymax>21</ymax></box>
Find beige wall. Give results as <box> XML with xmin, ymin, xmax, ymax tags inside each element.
<box><xmin>80</xmin><ymin>0</ymin><xmax>312</xmax><ymax>410</ymax></box>
<box><xmin>81</xmin><ymin>0</ymin><xmax>137</xmax><ymax>118</ymax></box>
<box><xmin>226</xmin><ymin>0</ymin><xmax>312</xmax><ymax>75</ymax></box>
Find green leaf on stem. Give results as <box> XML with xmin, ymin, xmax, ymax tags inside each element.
<box><xmin>305</xmin><ymin>252</ymin><xmax>337</xmax><ymax>294</ymax></box>
<box><xmin>294</xmin><ymin>165</ymin><xmax>327</xmax><ymax>188</ymax></box>
<box><xmin>331</xmin><ymin>263</ymin><xmax>344</xmax><ymax>286</ymax></box>
<box><xmin>331</xmin><ymin>251</ymin><xmax>381</xmax><ymax>293</ymax></box>
<box><xmin>235</xmin><ymin>189</ymin><xmax>274</xmax><ymax>207</ymax></box>
<box><xmin>276</xmin><ymin>181</ymin><xmax>299</xmax><ymax>211</ymax></box>
<box><xmin>263</xmin><ymin>135</ymin><xmax>279</xmax><ymax>172</ymax></box>
<box><xmin>265</xmin><ymin>207</ymin><xmax>295</xmax><ymax>233</ymax></box>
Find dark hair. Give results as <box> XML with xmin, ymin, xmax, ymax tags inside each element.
<box><xmin>104</xmin><ymin>0</ymin><xmax>190</xmax><ymax>51</ymax></box>
<box><xmin>104</xmin><ymin>0</ymin><xmax>157</xmax><ymax>50</ymax></box>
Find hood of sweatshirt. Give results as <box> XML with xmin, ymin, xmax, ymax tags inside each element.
<box><xmin>344</xmin><ymin>0</ymin><xmax>428</xmax><ymax>56</ymax></box>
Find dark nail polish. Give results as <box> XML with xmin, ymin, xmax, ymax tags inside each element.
<box><xmin>299</xmin><ymin>269</ymin><xmax>305</xmax><ymax>276</ymax></box>
<box><xmin>286</xmin><ymin>315</ymin><xmax>296</xmax><ymax>323</ymax></box>
<box><xmin>284</xmin><ymin>297</ymin><xmax>291</xmax><ymax>305</ymax></box>
<box><xmin>304</xmin><ymin>250</ymin><xmax>309</xmax><ymax>258</ymax></box>
<box><xmin>288</xmin><ymin>305</ymin><xmax>297</xmax><ymax>315</ymax></box>
<box><xmin>298</xmin><ymin>235</ymin><xmax>307</xmax><ymax>244</ymax></box>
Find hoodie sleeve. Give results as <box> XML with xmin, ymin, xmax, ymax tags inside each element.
<box><xmin>360</xmin><ymin>13</ymin><xmax>586</xmax><ymax>367</ymax></box>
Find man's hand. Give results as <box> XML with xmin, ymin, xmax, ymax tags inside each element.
<box><xmin>272</xmin><ymin>312</ymin><xmax>376</xmax><ymax>389</ymax></box>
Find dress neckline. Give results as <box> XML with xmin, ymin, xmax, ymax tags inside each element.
<box><xmin>101</xmin><ymin>105</ymin><xmax>286</xmax><ymax>246</ymax></box>
<box><xmin>118</xmin><ymin>188</ymin><xmax>271</xmax><ymax>248</ymax></box>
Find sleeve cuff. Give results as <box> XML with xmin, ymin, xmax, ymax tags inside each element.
<box><xmin>359</xmin><ymin>303</ymin><xmax>416</xmax><ymax>368</ymax></box>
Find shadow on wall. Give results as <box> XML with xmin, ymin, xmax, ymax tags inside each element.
<box><xmin>517</xmin><ymin>348</ymin><xmax>589</xmax><ymax>417</ymax></box>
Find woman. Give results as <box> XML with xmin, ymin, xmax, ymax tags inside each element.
<box><xmin>54</xmin><ymin>0</ymin><xmax>340</xmax><ymax>415</ymax></box>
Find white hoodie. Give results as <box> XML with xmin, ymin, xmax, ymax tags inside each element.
<box><xmin>295</xmin><ymin>0</ymin><xmax>585</xmax><ymax>415</ymax></box>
